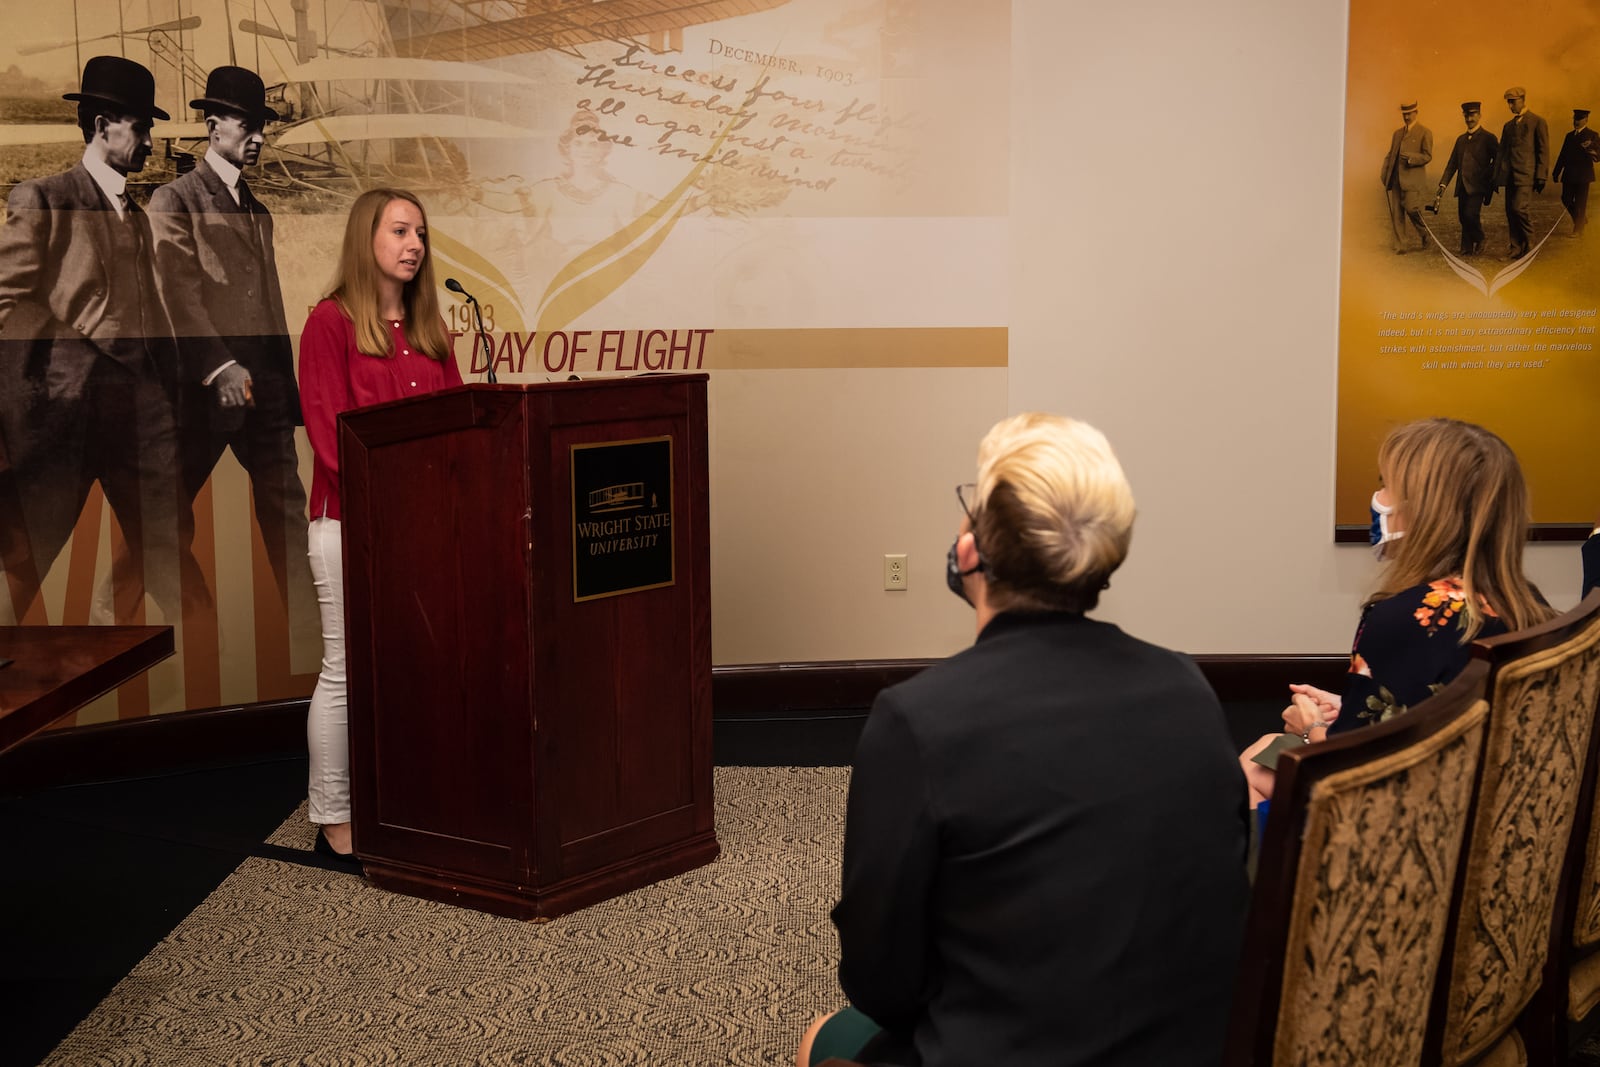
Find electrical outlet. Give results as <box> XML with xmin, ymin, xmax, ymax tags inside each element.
<box><xmin>884</xmin><ymin>553</ymin><xmax>908</xmax><ymax>591</ymax></box>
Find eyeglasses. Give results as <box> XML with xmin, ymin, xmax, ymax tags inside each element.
<box><xmin>953</xmin><ymin>483</ymin><xmax>987</xmax><ymax>579</ymax></box>
<box><xmin>956</xmin><ymin>482</ymin><xmax>979</xmax><ymax>524</ymax></box>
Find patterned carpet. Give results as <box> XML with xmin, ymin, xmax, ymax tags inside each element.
<box><xmin>45</xmin><ymin>762</ymin><xmax>1600</xmax><ymax>1065</ymax></box>
<box><xmin>44</xmin><ymin>768</ymin><xmax>848</xmax><ymax>1066</ymax></box>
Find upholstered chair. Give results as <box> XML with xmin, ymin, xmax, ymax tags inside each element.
<box><xmin>1428</xmin><ymin>589</ymin><xmax>1600</xmax><ymax>1067</ymax></box>
<box><xmin>1534</xmin><ymin>590</ymin><xmax>1600</xmax><ymax>1060</ymax></box>
<box><xmin>1225</xmin><ymin>660</ymin><xmax>1491</xmax><ymax>1066</ymax></box>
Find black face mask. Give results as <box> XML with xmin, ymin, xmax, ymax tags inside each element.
<box><xmin>946</xmin><ymin>537</ymin><xmax>984</xmax><ymax>606</ymax></box>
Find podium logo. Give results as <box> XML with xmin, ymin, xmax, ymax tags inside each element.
<box><xmin>588</xmin><ymin>482</ymin><xmax>647</xmax><ymax>513</ymax></box>
<box><xmin>571</xmin><ymin>437</ymin><xmax>675</xmax><ymax>602</ymax></box>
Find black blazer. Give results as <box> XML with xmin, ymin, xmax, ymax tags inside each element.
<box><xmin>0</xmin><ymin>164</ymin><xmax>178</xmax><ymax>467</ymax></box>
<box><xmin>1554</xmin><ymin>127</ymin><xmax>1600</xmax><ymax>185</ymax></box>
<box><xmin>1440</xmin><ymin>128</ymin><xmax>1499</xmax><ymax>198</ymax></box>
<box><xmin>148</xmin><ymin>159</ymin><xmax>301</xmax><ymax>431</ymax></box>
<box><xmin>832</xmin><ymin>611</ymin><xmax>1249</xmax><ymax>1067</ymax></box>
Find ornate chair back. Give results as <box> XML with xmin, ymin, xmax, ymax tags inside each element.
<box><xmin>1427</xmin><ymin>589</ymin><xmax>1600</xmax><ymax>1067</ymax></box>
<box><xmin>1225</xmin><ymin>659</ymin><xmax>1491</xmax><ymax>1066</ymax></box>
<box><xmin>1547</xmin><ymin>590</ymin><xmax>1600</xmax><ymax>1053</ymax></box>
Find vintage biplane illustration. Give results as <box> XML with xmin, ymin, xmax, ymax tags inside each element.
<box><xmin>2</xmin><ymin>0</ymin><xmax>791</xmax><ymax>198</ymax></box>
<box><xmin>2</xmin><ymin>0</ymin><xmax>801</xmax><ymax>335</ymax></box>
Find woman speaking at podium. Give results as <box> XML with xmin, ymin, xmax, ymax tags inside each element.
<box><xmin>297</xmin><ymin>189</ymin><xmax>462</xmax><ymax>866</ymax></box>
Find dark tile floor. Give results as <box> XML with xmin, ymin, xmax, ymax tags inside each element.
<box><xmin>0</xmin><ymin>757</ymin><xmax>309</xmax><ymax>1067</ymax></box>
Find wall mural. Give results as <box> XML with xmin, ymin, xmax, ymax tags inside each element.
<box><xmin>0</xmin><ymin>0</ymin><xmax>1008</xmax><ymax>720</ymax></box>
<box><xmin>1337</xmin><ymin>0</ymin><xmax>1599</xmax><ymax>536</ymax></box>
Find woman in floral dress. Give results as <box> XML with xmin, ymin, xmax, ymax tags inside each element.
<box><xmin>1244</xmin><ymin>418</ymin><xmax>1553</xmax><ymax>799</ymax></box>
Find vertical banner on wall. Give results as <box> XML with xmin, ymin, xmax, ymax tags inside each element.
<box><xmin>1337</xmin><ymin>0</ymin><xmax>1600</xmax><ymax>536</ymax></box>
<box><xmin>0</xmin><ymin>0</ymin><xmax>1009</xmax><ymax>719</ymax></box>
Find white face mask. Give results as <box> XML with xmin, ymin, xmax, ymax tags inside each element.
<box><xmin>1370</xmin><ymin>490</ymin><xmax>1404</xmax><ymax>561</ymax></box>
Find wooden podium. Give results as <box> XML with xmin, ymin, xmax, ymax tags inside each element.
<box><xmin>339</xmin><ymin>374</ymin><xmax>716</xmax><ymax>919</ymax></box>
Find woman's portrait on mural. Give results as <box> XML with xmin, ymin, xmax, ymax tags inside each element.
<box><xmin>527</xmin><ymin>110</ymin><xmax>655</xmax><ymax>260</ymax></box>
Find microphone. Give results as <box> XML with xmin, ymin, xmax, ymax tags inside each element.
<box><xmin>445</xmin><ymin>277</ymin><xmax>497</xmax><ymax>384</ymax></box>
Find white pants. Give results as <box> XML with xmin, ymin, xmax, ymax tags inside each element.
<box><xmin>306</xmin><ymin>517</ymin><xmax>350</xmax><ymax>823</ymax></box>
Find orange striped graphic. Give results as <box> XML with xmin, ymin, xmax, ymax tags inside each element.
<box><xmin>183</xmin><ymin>479</ymin><xmax>222</xmax><ymax>710</ymax></box>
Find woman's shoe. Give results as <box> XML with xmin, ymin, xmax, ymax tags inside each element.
<box><xmin>313</xmin><ymin>828</ymin><xmax>364</xmax><ymax>874</ymax></box>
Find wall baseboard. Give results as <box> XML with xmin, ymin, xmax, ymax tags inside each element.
<box><xmin>0</xmin><ymin>699</ymin><xmax>312</xmax><ymax>794</ymax></box>
<box><xmin>0</xmin><ymin>654</ymin><xmax>1346</xmax><ymax>793</ymax></box>
<box><xmin>712</xmin><ymin>654</ymin><xmax>1348</xmax><ymax>716</ymax></box>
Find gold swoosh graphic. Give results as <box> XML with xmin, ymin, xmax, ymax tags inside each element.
<box><xmin>430</xmin><ymin>228</ymin><xmax>528</xmax><ymax>331</ymax></box>
<box><xmin>1422</xmin><ymin>215</ymin><xmax>1565</xmax><ymax>298</ymax></box>
<box><xmin>531</xmin><ymin>190</ymin><xmax>694</xmax><ymax>333</ymax></box>
<box><xmin>1487</xmin><ymin>218</ymin><xmax>1564</xmax><ymax>297</ymax></box>
<box><xmin>532</xmin><ymin>71</ymin><xmax>764</xmax><ymax>335</ymax></box>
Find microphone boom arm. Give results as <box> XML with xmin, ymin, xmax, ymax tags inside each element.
<box><xmin>467</xmin><ymin>294</ymin><xmax>497</xmax><ymax>385</ymax></box>
<box><xmin>446</xmin><ymin>278</ymin><xmax>497</xmax><ymax>384</ymax></box>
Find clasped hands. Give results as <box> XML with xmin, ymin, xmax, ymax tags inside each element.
<box><xmin>1238</xmin><ymin>684</ymin><xmax>1341</xmax><ymax>805</ymax></box>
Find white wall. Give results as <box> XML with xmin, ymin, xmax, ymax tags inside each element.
<box><xmin>708</xmin><ymin>0</ymin><xmax>1583</xmax><ymax>667</ymax></box>
<box><xmin>1008</xmin><ymin>0</ymin><xmax>1579</xmax><ymax>656</ymax></box>
<box><xmin>708</xmin><ymin>368</ymin><xmax>1007</xmax><ymax>664</ymax></box>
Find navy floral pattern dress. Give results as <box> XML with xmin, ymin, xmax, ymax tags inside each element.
<box><xmin>1328</xmin><ymin>577</ymin><xmax>1509</xmax><ymax>735</ymax></box>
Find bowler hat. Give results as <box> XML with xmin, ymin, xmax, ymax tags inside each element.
<box><xmin>190</xmin><ymin>66</ymin><xmax>278</xmax><ymax>122</ymax></box>
<box><xmin>62</xmin><ymin>55</ymin><xmax>170</xmax><ymax>121</ymax></box>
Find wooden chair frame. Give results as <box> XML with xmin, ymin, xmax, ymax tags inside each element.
<box><xmin>1439</xmin><ymin>588</ymin><xmax>1600</xmax><ymax>1066</ymax></box>
<box><xmin>1427</xmin><ymin>588</ymin><xmax>1600</xmax><ymax>1062</ymax></box>
<box><xmin>1225</xmin><ymin>658</ymin><xmax>1492</xmax><ymax>1066</ymax></box>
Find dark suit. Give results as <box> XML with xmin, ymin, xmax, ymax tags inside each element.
<box><xmin>0</xmin><ymin>162</ymin><xmax>186</xmax><ymax>621</ymax></box>
<box><xmin>1553</xmin><ymin>126</ymin><xmax>1600</xmax><ymax>235</ymax></box>
<box><xmin>1381</xmin><ymin>121</ymin><xmax>1434</xmax><ymax>250</ymax></box>
<box><xmin>148</xmin><ymin>159</ymin><xmax>308</xmax><ymax>608</ymax></box>
<box><xmin>832</xmin><ymin>611</ymin><xmax>1249</xmax><ymax>1067</ymax></box>
<box><xmin>1496</xmin><ymin>110</ymin><xmax>1550</xmax><ymax>256</ymax></box>
<box><xmin>1439</xmin><ymin>127</ymin><xmax>1499</xmax><ymax>254</ymax></box>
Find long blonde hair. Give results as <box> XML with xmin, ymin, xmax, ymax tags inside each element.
<box><xmin>326</xmin><ymin>188</ymin><xmax>450</xmax><ymax>361</ymax></box>
<box><xmin>1369</xmin><ymin>418</ymin><xmax>1552</xmax><ymax>639</ymax></box>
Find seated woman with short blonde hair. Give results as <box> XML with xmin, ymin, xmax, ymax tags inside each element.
<box><xmin>801</xmin><ymin>413</ymin><xmax>1249</xmax><ymax>1067</ymax></box>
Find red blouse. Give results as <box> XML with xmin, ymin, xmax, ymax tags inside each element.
<box><xmin>298</xmin><ymin>298</ymin><xmax>463</xmax><ymax>521</ymax></box>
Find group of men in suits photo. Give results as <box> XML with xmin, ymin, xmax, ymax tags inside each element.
<box><xmin>0</xmin><ymin>55</ymin><xmax>306</xmax><ymax>630</ymax></box>
<box><xmin>1381</xmin><ymin>86</ymin><xmax>1600</xmax><ymax>259</ymax></box>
